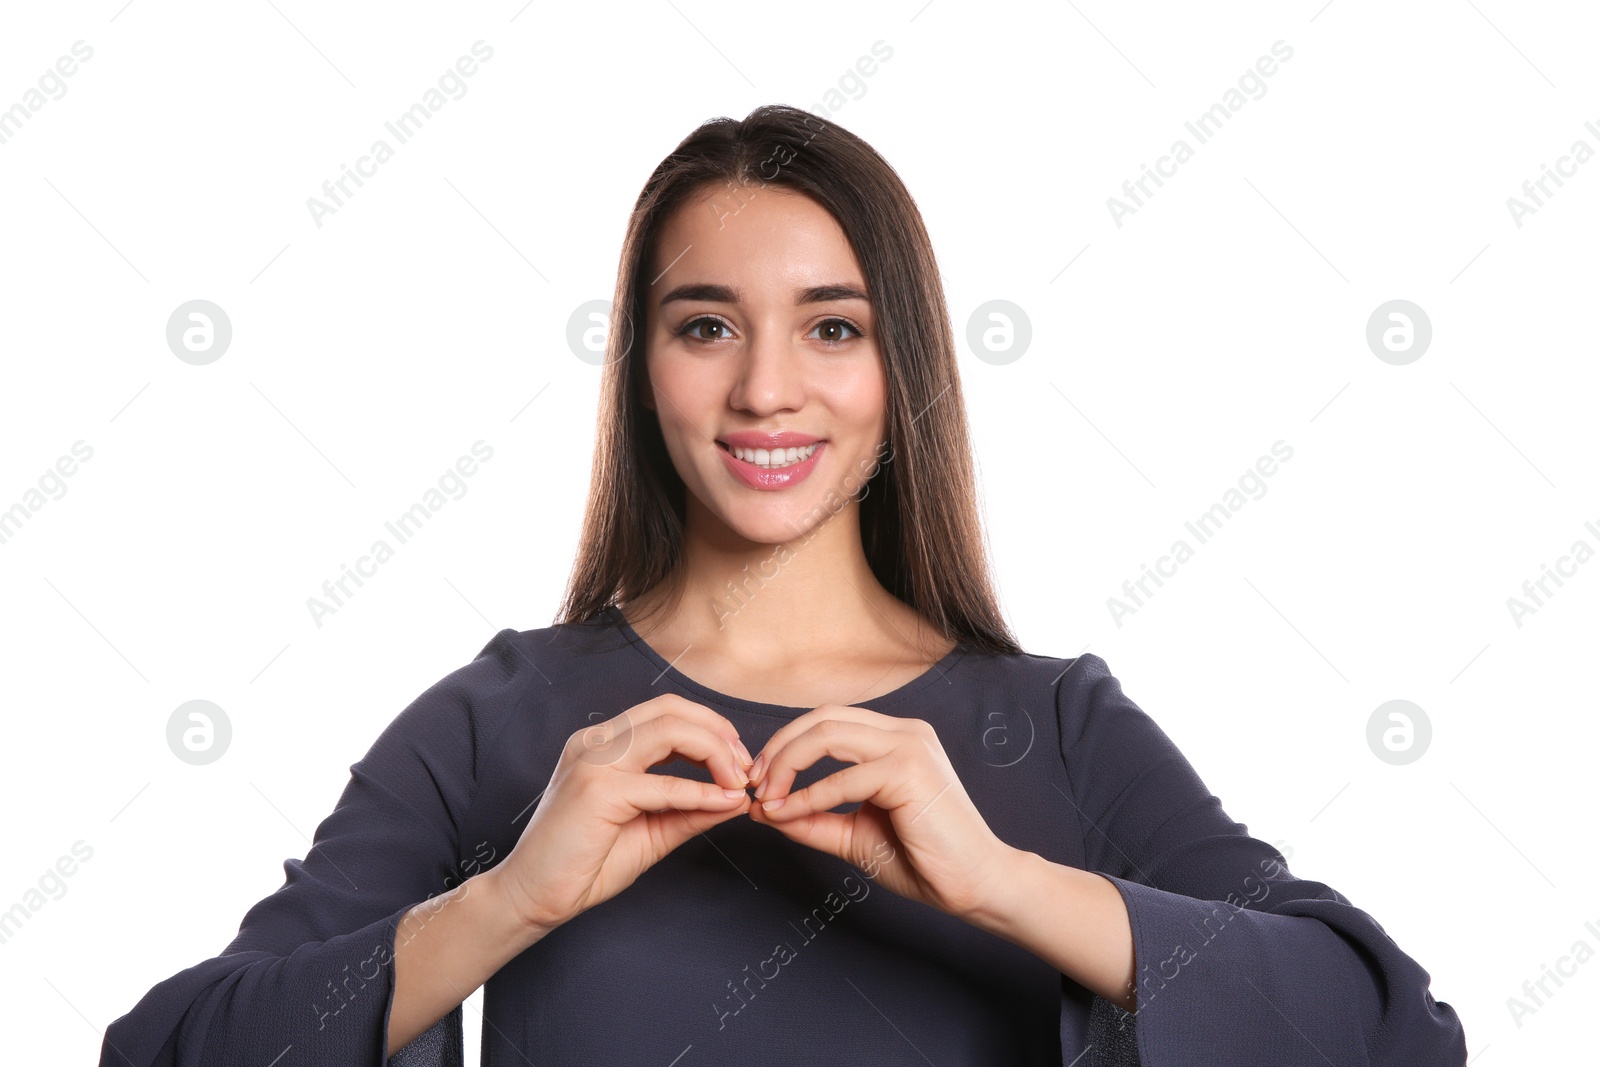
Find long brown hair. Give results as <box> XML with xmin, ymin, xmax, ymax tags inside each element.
<box><xmin>557</xmin><ymin>103</ymin><xmax>1021</xmax><ymax>657</ymax></box>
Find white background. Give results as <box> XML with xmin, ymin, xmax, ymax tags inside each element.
<box><xmin>2</xmin><ymin>0</ymin><xmax>1595</xmax><ymax>1063</ymax></box>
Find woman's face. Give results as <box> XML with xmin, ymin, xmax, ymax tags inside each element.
<box><xmin>641</xmin><ymin>184</ymin><xmax>887</xmax><ymax>546</ymax></box>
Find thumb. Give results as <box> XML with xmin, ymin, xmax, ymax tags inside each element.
<box><xmin>646</xmin><ymin>791</ymin><xmax>751</xmax><ymax>853</ymax></box>
<box><xmin>751</xmin><ymin>803</ymin><xmax>852</xmax><ymax>861</ymax></box>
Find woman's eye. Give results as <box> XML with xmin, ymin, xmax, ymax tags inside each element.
<box><xmin>675</xmin><ymin>316</ymin><xmax>863</xmax><ymax>344</ymax></box>
<box><xmin>811</xmin><ymin>318</ymin><xmax>864</xmax><ymax>345</ymax></box>
<box><xmin>678</xmin><ymin>317</ymin><xmax>730</xmax><ymax>341</ymax></box>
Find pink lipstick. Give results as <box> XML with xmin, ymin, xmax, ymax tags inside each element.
<box><xmin>715</xmin><ymin>430</ymin><xmax>825</xmax><ymax>491</ymax></box>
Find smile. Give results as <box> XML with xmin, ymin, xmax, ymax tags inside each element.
<box><xmin>714</xmin><ymin>439</ymin><xmax>827</xmax><ymax>491</ymax></box>
<box><xmin>717</xmin><ymin>442</ymin><xmax>822</xmax><ymax>469</ymax></box>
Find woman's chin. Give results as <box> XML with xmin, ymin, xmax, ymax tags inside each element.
<box><xmin>714</xmin><ymin>501</ymin><xmax>841</xmax><ymax>548</ymax></box>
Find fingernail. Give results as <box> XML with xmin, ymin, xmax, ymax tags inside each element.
<box><xmin>733</xmin><ymin>738</ymin><xmax>754</xmax><ymax>767</ymax></box>
<box><xmin>750</xmin><ymin>753</ymin><xmax>766</xmax><ymax>781</ymax></box>
<box><xmin>723</xmin><ymin>788</ymin><xmax>746</xmax><ymax>799</ymax></box>
<box><xmin>761</xmin><ymin>797</ymin><xmax>785</xmax><ymax>810</ymax></box>
<box><xmin>755</xmin><ymin>777</ymin><xmax>768</xmax><ymax>799</ymax></box>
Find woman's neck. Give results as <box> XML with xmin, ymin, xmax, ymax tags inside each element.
<box><xmin>620</xmin><ymin>501</ymin><xmax>951</xmax><ymax>675</ymax></box>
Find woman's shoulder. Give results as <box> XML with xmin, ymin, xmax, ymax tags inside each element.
<box><xmin>381</xmin><ymin>609</ymin><xmax>634</xmax><ymax>744</ymax></box>
<box><xmin>441</xmin><ymin>606</ymin><xmax>635</xmax><ymax>694</ymax></box>
<box><xmin>957</xmin><ymin>636</ymin><xmax>1118</xmax><ymax>697</ymax></box>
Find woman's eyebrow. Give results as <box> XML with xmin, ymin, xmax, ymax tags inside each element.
<box><xmin>657</xmin><ymin>282</ymin><xmax>871</xmax><ymax>306</ymax></box>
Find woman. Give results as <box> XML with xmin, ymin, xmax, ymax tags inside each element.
<box><xmin>103</xmin><ymin>105</ymin><xmax>1467</xmax><ymax>1066</ymax></box>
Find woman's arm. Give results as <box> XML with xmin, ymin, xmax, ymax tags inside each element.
<box><xmin>387</xmin><ymin>870</ymin><xmax>552</xmax><ymax>1055</ymax></box>
<box><xmin>962</xmin><ymin>849</ymin><xmax>1137</xmax><ymax>1012</ymax></box>
<box><xmin>100</xmin><ymin>630</ymin><xmax>531</xmax><ymax>1066</ymax></box>
<box><xmin>978</xmin><ymin>652</ymin><xmax>1467</xmax><ymax>1066</ymax></box>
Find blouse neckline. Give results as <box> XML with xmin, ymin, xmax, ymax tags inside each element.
<box><xmin>601</xmin><ymin>603</ymin><xmax>968</xmax><ymax>717</ymax></box>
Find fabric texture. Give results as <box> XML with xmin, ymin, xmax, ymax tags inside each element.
<box><xmin>100</xmin><ymin>606</ymin><xmax>1467</xmax><ymax>1065</ymax></box>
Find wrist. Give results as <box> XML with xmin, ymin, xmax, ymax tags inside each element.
<box><xmin>961</xmin><ymin>843</ymin><xmax>1039</xmax><ymax>936</ymax></box>
<box><xmin>479</xmin><ymin>867</ymin><xmax>557</xmax><ymax>947</ymax></box>
<box><xmin>963</xmin><ymin>851</ymin><xmax>1137</xmax><ymax>1009</ymax></box>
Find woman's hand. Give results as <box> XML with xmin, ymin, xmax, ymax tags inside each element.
<box><xmin>747</xmin><ymin>705</ymin><xmax>1016</xmax><ymax>919</ymax></box>
<box><xmin>488</xmin><ymin>693</ymin><xmax>755</xmax><ymax>935</ymax></box>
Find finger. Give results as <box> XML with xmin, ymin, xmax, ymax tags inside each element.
<box><xmin>614</xmin><ymin>768</ymin><xmax>750</xmax><ymax>823</ymax></box>
<box><xmin>757</xmin><ymin>718</ymin><xmax>899</xmax><ymax>802</ymax></box>
<box><xmin>757</xmin><ymin>760</ymin><xmax>888</xmax><ymax>820</ymax></box>
<box><xmin>751</xmin><ymin>704</ymin><xmax>903</xmax><ymax>783</ymax></box>
<box><xmin>635</xmin><ymin>714</ymin><xmax>755</xmax><ymax>791</ymax></box>
<box><xmin>580</xmin><ymin>693</ymin><xmax>750</xmax><ymax>762</ymax></box>
<box><xmin>647</xmin><ymin>791</ymin><xmax>751</xmax><ymax>854</ymax></box>
<box><xmin>750</xmin><ymin>799</ymin><xmax>853</xmax><ymax>858</ymax></box>
<box><xmin>580</xmin><ymin>693</ymin><xmax>753</xmax><ymax>772</ymax></box>
<box><xmin>586</xmin><ymin>713</ymin><xmax>751</xmax><ymax>791</ymax></box>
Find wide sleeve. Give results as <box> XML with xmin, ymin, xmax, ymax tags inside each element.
<box><xmin>98</xmin><ymin>629</ymin><xmax>528</xmax><ymax>1067</ymax></box>
<box><xmin>1057</xmin><ymin>653</ymin><xmax>1467</xmax><ymax>1066</ymax></box>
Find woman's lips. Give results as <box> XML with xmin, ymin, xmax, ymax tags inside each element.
<box><xmin>716</xmin><ymin>440</ymin><xmax>825</xmax><ymax>490</ymax></box>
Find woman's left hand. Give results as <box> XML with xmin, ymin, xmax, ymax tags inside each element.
<box><xmin>747</xmin><ymin>705</ymin><xmax>1017</xmax><ymax>919</ymax></box>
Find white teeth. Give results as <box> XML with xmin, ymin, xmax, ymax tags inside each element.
<box><xmin>728</xmin><ymin>442</ymin><xmax>819</xmax><ymax>468</ymax></box>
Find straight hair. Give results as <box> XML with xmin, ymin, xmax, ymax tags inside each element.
<box><xmin>557</xmin><ymin>104</ymin><xmax>1020</xmax><ymax>657</ymax></box>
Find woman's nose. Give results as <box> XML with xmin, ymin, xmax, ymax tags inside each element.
<box><xmin>728</xmin><ymin>330</ymin><xmax>805</xmax><ymax>413</ymax></box>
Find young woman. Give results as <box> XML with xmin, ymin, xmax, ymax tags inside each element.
<box><xmin>103</xmin><ymin>105</ymin><xmax>1467</xmax><ymax>1066</ymax></box>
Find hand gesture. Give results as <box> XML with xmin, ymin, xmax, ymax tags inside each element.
<box><xmin>490</xmin><ymin>693</ymin><xmax>755</xmax><ymax>933</ymax></box>
<box><xmin>748</xmin><ymin>705</ymin><xmax>1012</xmax><ymax>918</ymax></box>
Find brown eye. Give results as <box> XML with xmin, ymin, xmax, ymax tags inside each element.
<box><xmin>810</xmin><ymin>318</ymin><xmax>864</xmax><ymax>346</ymax></box>
<box><xmin>677</xmin><ymin>316</ymin><xmax>730</xmax><ymax>341</ymax></box>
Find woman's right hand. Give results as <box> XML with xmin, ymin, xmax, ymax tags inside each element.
<box><xmin>486</xmin><ymin>693</ymin><xmax>755</xmax><ymax>935</ymax></box>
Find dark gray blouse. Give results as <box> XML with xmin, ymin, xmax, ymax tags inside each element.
<box><xmin>100</xmin><ymin>606</ymin><xmax>1467</xmax><ymax>1065</ymax></box>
